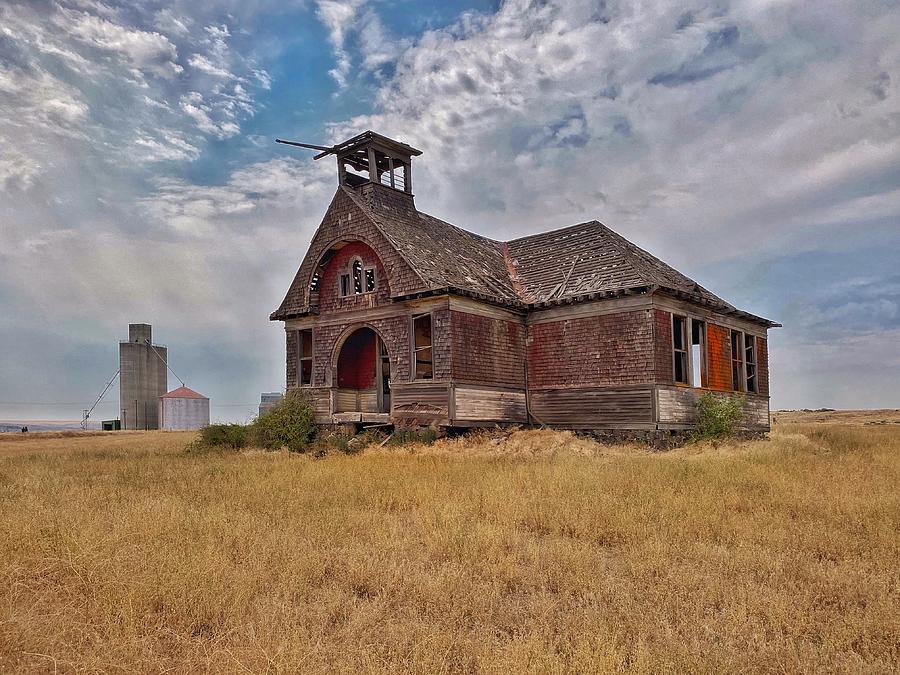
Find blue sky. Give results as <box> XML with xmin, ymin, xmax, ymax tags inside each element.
<box><xmin>1</xmin><ymin>0</ymin><xmax>898</xmax><ymax>422</ymax></box>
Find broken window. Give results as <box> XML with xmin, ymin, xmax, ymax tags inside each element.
<box><xmin>340</xmin><ymin>273</ymin><xmax>351</xmax><ymax>297</ymax></box>
<box><xmin>731</xmin><ymin>330</ymin><xmax>744</xmax><ymax>392</ymax></box>
<box><xmin>673</xmin><ymin>315</ymin><xmax>689</xmax><ymax>384</ymax></box>
<box><xmin>297</xmin><ymin>329</ymin><xmax>313</xmax><ymax>386</ymax></box>
<box><xmin>745</xmin><ymin>334</ymin><xmax>758</xmax><ymax>393</ymax></box>
<box><xmin>352</xmin><ymin>258</ymin><xmax>363</xmax><ymax>294</ymax></box>
<box><xmin>691</xmin><ymin>319</ymin><xmax>706</xmax><ymax>387</ymax></box>
<box><xmin>413</xmin><ymin>313</ymin><xmax>433</xmax><ymax>380</ymax></box>
<box><xmin>365</xmin><ymin>268</ymin><xmax>375</xmax><ymax>292</ymax></box>
<box><xmin>310</xmin><ymin>272</ymin><xmax>320</xmax><ymax>293</ymax></box>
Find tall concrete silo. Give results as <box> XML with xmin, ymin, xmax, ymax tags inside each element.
<box><xmin>159</xmin><ymin>386</ymin><xmax>209</xmax><ymax>430</ymax></box>
<box><xmin>119</xmin><ymin>323</ymin><xmax>167</xmax><ymax>430</ymax></box>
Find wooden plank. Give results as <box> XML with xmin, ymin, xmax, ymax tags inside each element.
<box><xmin>529</xmin><ymin>386</ymin><xmax>653</xmax><ymax>426</ymax></box>
<box><xmin>448</xmin><ymin>296</ymin><xmax>526</xmax><ymax>322</ymax></box>
<box><xmin>527</xmin><ymin>295</ymin><xmax>653</xmax><ymax>325</ymax></box>
<box><xmin>655</xmin><ymin>385</ymin><xmax>770</xmax><ymax>430</ymax></box>
<box><xmin>454</xmin><ymin>386</ymin><xmax>526</xmax><ymax>422</ymax></box>
<box><xmin>285</xmin><ymin>296</ymin><xmax>448</xmax><ymax>330</ymax></box>
<box><xmin>390</xmin><ymin>382</ymin><xmax>450</xmax><ymax>420</ymax></box>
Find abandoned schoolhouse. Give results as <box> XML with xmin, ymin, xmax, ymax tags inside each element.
<box><xmin>271</xmin><ymin>131</ymin><xmax>778</xmax><ymax>436</ymax></box>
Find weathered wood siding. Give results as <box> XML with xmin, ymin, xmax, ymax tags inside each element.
<box><xmin>286</xmin><ymin>386</ymin><xmax>331</xmax><ymax>423</ymax></box>
<box><xmin>335</xmin><ymin>388</ymin><xmax>378</xmax><ymax>413</ymax></box>
<box><xmin>453</xmin><ymin>385</ymin><xmax>527</xmax><ymax>423</ymax></box>
<box><xmin>391</xmin><ymin>382</ymin><xmax>450</xmax><ymax>422</ymax></box>
<box><xmin>528</xmin><ymin>386</ymin><xmax>654</xmax><ymax>427</ymax></box>
<box><xmin>527</xmin><ymin>309</ymin><xmax>657</xmax><ymax>388</ymax></box>
<box><xmin>450</xmin><ymin>311</ymin><xmax>526</xmax><ymax>387</ymax></box>
<box><xmin>706</xmin><ymin>323</ymin><xmax>733</xmax><ymax>391</ymax></box>
<box><xmin>273</xmin><ymin>188</ymin><xmax>422</xmax><ymax>319</ymax></box>
<box><xmin>757</xmin><ymin>336</ymin><xmax>769</xmax><ymax>397</ymax></box>
<box><xmin>656</xmin><ymin>386</ymin><xmax>770</xmax><ymax>430</ymax></box>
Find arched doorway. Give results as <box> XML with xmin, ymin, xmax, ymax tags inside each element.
<box><xmin>335</xmin><ymin>327</ymin><xmax>391</xmax><ymax>414</ymax></box>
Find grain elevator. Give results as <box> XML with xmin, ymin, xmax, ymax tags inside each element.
<box><xmin>119</xmin><ymin>323</ymin><xmax>167</xmax><ymax>430</ymax></box>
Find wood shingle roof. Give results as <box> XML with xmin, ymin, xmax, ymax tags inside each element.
<box><xmin>273</xmin><ymin>184</ymin><xmax>777</xmax><ymax>327</ymax></box>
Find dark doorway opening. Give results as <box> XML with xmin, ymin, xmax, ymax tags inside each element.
<box><xmin>335</xmin><ymin>328</ymin><xmax>391</xmax><ymax>413</ymax></box>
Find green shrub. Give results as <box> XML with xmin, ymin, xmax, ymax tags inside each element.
<box><xmin>199</xmin><ymin>423</ymin><xmax>249</xmax><ymax>449</ymax></box>
<box><xmin>249</xmin><ymin>391</ymin><xmax>317</xmax><ymax>452</ymax></box>
<box><xmin>693</xmin><ymin>392</ymin><xmax>745</xmax><ymax>440</ymax></box>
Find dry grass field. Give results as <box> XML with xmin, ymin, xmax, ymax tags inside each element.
<box><xmin>1</xmin><ymin>415</ymin><xmax>898</xmax><ymax>673</ymax></box>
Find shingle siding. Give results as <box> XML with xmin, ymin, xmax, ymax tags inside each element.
<box><xmin>450</xmin><ymin>311</ymin><xmax>526</xmax><ymax>387</ymax></box>
<box><xmin>528</xmin><ymin>310</ymin><xmax>656</xmax><ymax>389</ymax></box>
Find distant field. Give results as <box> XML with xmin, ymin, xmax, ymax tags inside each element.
<box><xmin>774</xmin><ymin>408</ymin><xmax>900</xmax><ymax>425</ymax></box>
<box><xmin>1</xmin><ymin>419</ymin><xmax>898</xmax><ymax>672</ymax></box>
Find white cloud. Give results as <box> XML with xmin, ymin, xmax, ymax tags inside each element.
<box><xmin>153</xmin><ymin>8</ymin><xmax>193</xmax><ymax>36</ymax></box>
<box><xmin>188</xmin><ymin>53</ymin><xmax>234</xmax><ymax>78</ymax></box>
<box><xmin>60</xmin><ymin>7</ymin><xmax>184</xmax><ymax>80</ymax></box>
<box><xmin>0</xmin><ymin>147</ymin><xmax>42</xmax><ymax>191</ymax></box>
<box><xmin>315</xmin><ymin>0</ymin><xmax>367</xmax><ymax>88</ymax></box>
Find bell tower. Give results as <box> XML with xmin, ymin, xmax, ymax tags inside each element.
<box><xmin>277</xmin><ymin>130</ymin><xmax>422</xmax><ymax>194</ymax></box>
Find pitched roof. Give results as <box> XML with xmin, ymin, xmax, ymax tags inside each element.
<box><xmin>274</xmin><ymin>184</ymin><xmax>777</xmax><ymax>327</ymax></box>
<box><xmin>506</xmin><ymin>221</ymin><xmax>731</xmax><ymax>307</ymax></box>
<box><xmin>160</xmin><ymin>386</ymin><xmax>208</xmax><ymax>400</ymax></box>
<box><xmin>343</xmin><ymin>187</ymin><xmax>520</xmax><ymax>304</ymax></box>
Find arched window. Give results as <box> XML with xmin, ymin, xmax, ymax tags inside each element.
<box><xmin>340</xmin><ymin>256</ymin><xmax>376</xmax><ymax>297</ymax></box>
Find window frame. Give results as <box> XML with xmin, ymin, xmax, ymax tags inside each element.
<box><xmin>672</xmin><ymin>314</ymin><xmax>690</xmax><ymax>385</ymax></box>
<box><xmin>672</xmin><ymin>313</ymin><xmax>709</xmax><ymax>388</ymax></box>
<box><xmin>411</xmin><ymin>312</ymin><xmax>434</xmax><ymax>381</ymax></box>
<box><xmin>690</xmin><ymin>317</ymin><xmax>707</xmax><ymax>388</ymax></box>
<box><xmin>296</xmin><ymin>328</ymin><xmax>313</xmax><ymax>387</ymax></box>
<box><xmin>730</xmin><ymin>329</ymin><xmax>759</xmax><ymax>393</ymax></box>
<box><xmin>339</xmin><ymin>256</ymin><xmax>376</xmax><ymax>297</ymax></box>
<box><xmin>744</xmin><ymin>333</ymin><xmax>758</xmax><ymax>393</ymax></box>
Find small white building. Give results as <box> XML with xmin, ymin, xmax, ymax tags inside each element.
<box><xmin>158</xmin><ymin>386</ymin><xmax>210</xmax><ymax>431</ymax></box>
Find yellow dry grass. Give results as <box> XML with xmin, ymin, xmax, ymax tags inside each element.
<box><xmin>1</xmin><ymin>423</ymin><xmax>898</xmax><ymax>673</ymax></box>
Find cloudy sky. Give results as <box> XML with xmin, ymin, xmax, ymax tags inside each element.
<box><xmin>1</xmin><ymin>0</ymin><xmax>898</xmax><ymax>422</ymax></box>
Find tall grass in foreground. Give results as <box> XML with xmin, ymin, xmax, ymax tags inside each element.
<box><xmin>0</xmin><ymin>425</ymin><xmax>898</xmax><ymax>672</ymax></box>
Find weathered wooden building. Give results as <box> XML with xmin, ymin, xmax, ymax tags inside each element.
<box><xmin>271</xmin><ymin>131</ymin><xmax>778</xmax><ymax>434</ymax></box>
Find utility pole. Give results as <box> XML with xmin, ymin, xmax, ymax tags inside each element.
<box><xmin>122</xmin><ymin>409</ymin><xmax>127</xmax><ymax>430</ymax></box>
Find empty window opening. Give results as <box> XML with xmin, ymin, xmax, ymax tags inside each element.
<box><xmin>745</xmin><ymin>334</ymin><xmax>758</xmax><ymax>393</ymax></box>
<box><xmin>297</xmin><ymin>329</ymin><xmax>313</xmax><ymax>386</ymax></box>
<box><xmin>379</xmin><ymin>338</ymin><xmax>391</xmax><ymax>411</ymax></box>
<box><xmin>413</xmin><ymin>313</ymin><xmax>433</xmax><ymax>380</ymax></box>
<box><xmin>365</xmin><ymin>267</ymin><xmax>375</xmax><ymax>292</ymax></box>
<box><xmin>691</xmin><ymin>319</ymin><xmax>706</xmax><ymax>387</ymax></box>
<box><xmin>310</xmin><ymin>272</ymin><xmax>320</xmax><ymax>292</ymax></box>
<box><xmin>730</xmin><ymin>331</ymin><xmax>758</xmax><ymax>393</ymax></box>
<box><xmin>673</xmin><ymin>315</ymin><xmax>689</xmax><ymax>384</ymax></box>
<box><xmin>340</xmin><ymin>273</ymin><xmax>351</xmax><ymax>297</ymax></box>
<box><xmin>352</xmin><ymin>259</ymin><xmax>363</xmax><ymax>294</ymax></box>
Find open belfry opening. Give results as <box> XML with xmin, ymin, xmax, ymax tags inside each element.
<box><xmin>271</xmin><ymin>130</ymin><xmax>778</xmax><ymax>439</ymax></box>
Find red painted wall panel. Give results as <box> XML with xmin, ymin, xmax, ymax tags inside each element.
<box><xmin>317</xmin><ymin>241</ymin><xmax>390</xmax><ymax>313</ymax></box>
<box><xmin>528</xmin><ymin>309</ymin><xmax>656</xmax><ymax>388</ymax></box>
<box><xmin>337</xmin><ymin>328</ymin><xmax>376</xmax><ymax>389</ymax></box>
<box><xmin>450</xmin><ymin>311</ymin><xmax>525</xmax><ymax>387</ymax></box>
<box><xmin>706</xmin><ymin>323</ymin><xmax>733</xmax><ymax>391</ymax></box>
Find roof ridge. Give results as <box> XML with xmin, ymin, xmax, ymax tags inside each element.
<box><xmin>600</xmin><ymin>224</ymin><xmax>734</xmax><ymax>308</ymax></box>
<box><xmin>504</xmin><ymin>220</ymin><xmax>600</xmax><ymax>246</ymax></box>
